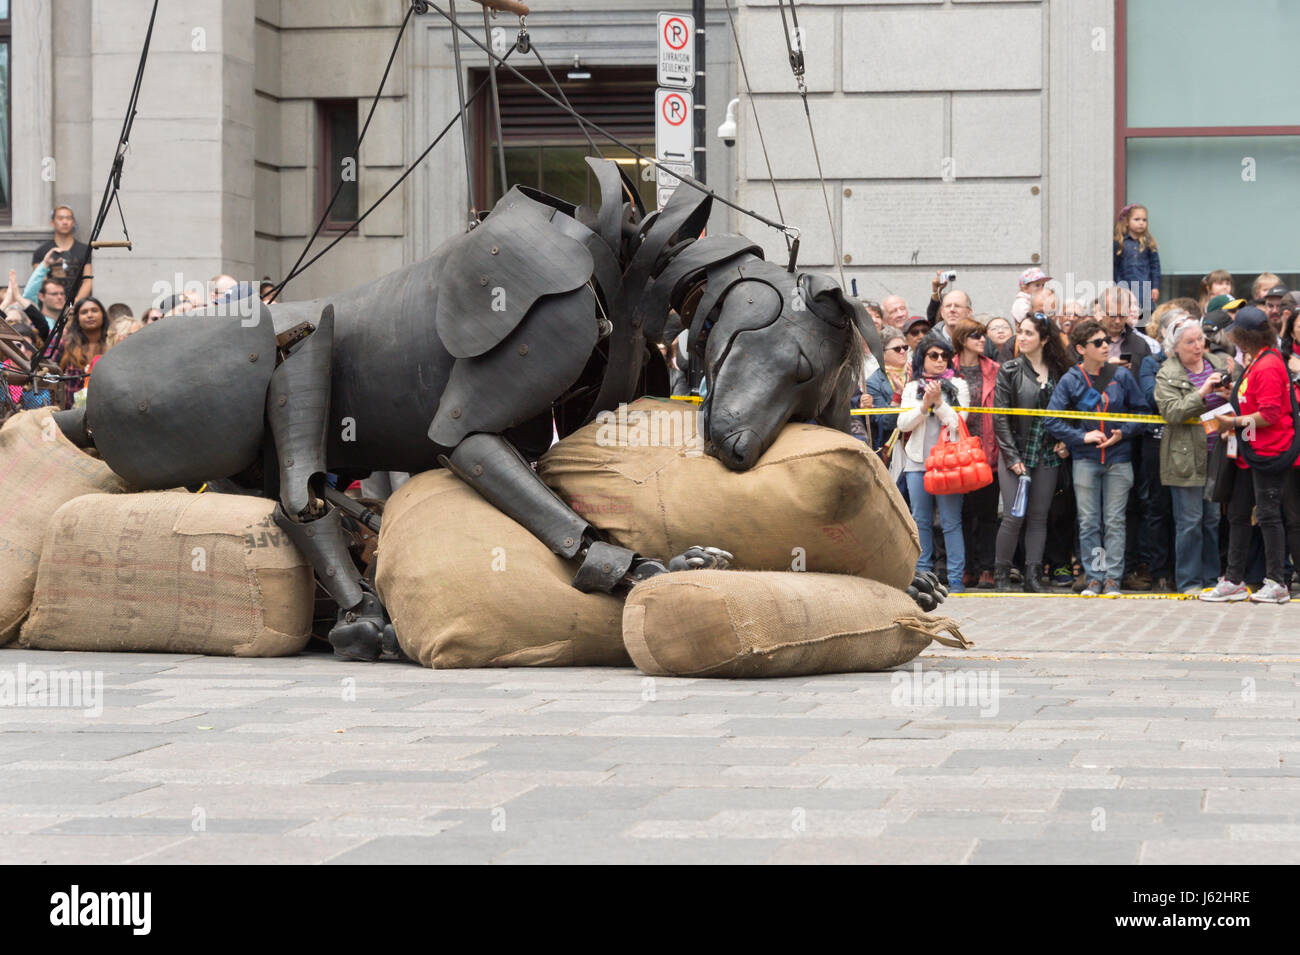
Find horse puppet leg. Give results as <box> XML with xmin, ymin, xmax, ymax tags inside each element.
<box><xmin>266</xmin><ymin>304</ymin><xmax>396</xmax><ymax>661</ymax></box>
<box><xmin>443</xmin><ymin>432</ymin><xmax>730</xmax><ymax>594</ymax></box>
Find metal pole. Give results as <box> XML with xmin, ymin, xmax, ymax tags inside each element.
<box><xmin>693</xmin><ymin>0</ymin><xmax>706</xmax><ymax>185</ymax></box>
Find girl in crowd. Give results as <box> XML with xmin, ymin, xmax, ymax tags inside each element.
<box><xmin>57</xmin><ymin>296</ymin><xmax>109</xmax><ymax>394</ymax></box>
<box><xmin>984</xmin><ymin>315</ymin><xmax>1016</xmax><ymax>362</ymax></box>
<box><xmin>1202</xmin><ymin>307</ymin><xmax>1300</xmax><ymax>603</ymax></box>
<box><xmin>951</xmin><ymin>319</ymin><xmax>1000</xmax><ymax>587</ymax></box>
<box><xmin>1155</xmin><ymin>313</ymin><xmax>1229</xmax><ymax>594</ymax></box>
<box><xmin>992</xmin><ymin>311</ymin><xmax>1075</xmax><ymax>591</ymax></box>
<box><xmin>1114</xmin><ymin>203</ymin><xmax>1161</xmax><ymax>316</ymax></box>
<box><xmin>1198</xmin><ymin>270</ymin><xmax>1233</xmax><ymax>313</ymax></box>
<box><xmin>896</xmin><ymin>333</ymin><xmax>971</xmax><ymax>593</ymax></box>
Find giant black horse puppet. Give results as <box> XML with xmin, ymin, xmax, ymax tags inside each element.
<box><xmin>51</xmin><ymin>158</ymin><xmax>944</xmax><ymax>660</ymax></box>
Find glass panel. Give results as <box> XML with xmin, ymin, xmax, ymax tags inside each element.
<box><xmin>492</xmin><ymin>146</ymin><xmax>537</xmax><ymax>205</ymax></box>
<box><xmin>1127</xmin><ymin>0</ymin><xmax>1300</xmax><ymax>127</ymax></box>
<box><xmin>326</xmin><ymin>103</ymin><xmax>358</xmax><ymax>223</ymax></box>
<box><xmin>0</xmin><ymin>42</ymin><xmax>8</xmax><ymax>212</ymax></box>
<box><xmin>0</xmin><ymin>3</ymin><xmax>9</xmax><ymax>20</ymax></box>
<box><xmin>539</xmin><ymin>146</ymin><xmax>589</xmax><ymax>207</ymax></box>
<box><xmin>1125</xmin><ymin>136</ymin><xmax>1300</xmax><ymax>274</ymax></box>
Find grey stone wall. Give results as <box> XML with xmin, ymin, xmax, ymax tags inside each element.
<box><xmin>734</xmin><ymin>0</ymin><xmax>1114</xmax><ymax>318</ymax></box>
<box><xmin>0</xmin><ymin>1</ymin><xmax>1113</xmax><ymax>319</ymax></box>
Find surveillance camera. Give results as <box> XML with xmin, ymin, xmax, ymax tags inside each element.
<box><xmin>717</xmin><ymin>97</ymin><xmax>739</xmax><ymax>147</ymax></box>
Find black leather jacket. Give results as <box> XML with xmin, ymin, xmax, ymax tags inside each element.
<box><xmin>993</xmin><ymin>356</ymin><xmax>1056</xmax><ymax>469</ymax></box>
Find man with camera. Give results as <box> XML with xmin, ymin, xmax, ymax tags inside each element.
<box><xmin>31</xmin><ymin>205</ymin><xmax>92</xmax><ymax>303</ymax></box>
<box><xmin>926</xmin><ymin>270</ymin><xmax>971</xmax><ymax>346</ymax></box>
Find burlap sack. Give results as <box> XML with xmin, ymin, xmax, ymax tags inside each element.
<box><xmin>622</xmin><ymin>570</ymin><xmax>971</xmax><ymax>678</ymax></box>
<box><xmin>0</xmin><ymin>409</ymin><xmax>131</xmax><ymax>644</ymax></box>
<box><xmin>538</xmin><ymin>398</ymin><xmax>920</xmax><ymax>590</ymax></box>
<box><xmin>21</xmin><ymin>492</ymin><xmax>313</xmax><ymax>656</ymax></box>
<box><xmin>375</xmin><ymin>470</ymin><xmax>628</xmax><ymax>668</ymax></box>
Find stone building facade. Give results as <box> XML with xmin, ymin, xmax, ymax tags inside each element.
<box><xmin>1</xmin><ymin>2</ymin><xmax>1291</xmax><ymax>316</ymax></box>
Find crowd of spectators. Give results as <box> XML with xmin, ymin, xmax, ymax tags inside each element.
<box><xmin>1</xmin><ymin>206</ymin><xmax>278</xmax><ymax>411</ymax></box>
<box><xmin>852</xmin><ymin>218</ymin><xmax>1300</xmax><ymax>602</ymax></box>
<box><xmin>7</xmin><ymin>201</ymin><xmax>1300</xmax><ymax>606</ymax></box>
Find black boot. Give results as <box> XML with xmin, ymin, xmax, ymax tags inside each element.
<box><xmin>993</xmin><ymin>562</ymin><xmax>1012</xmax><ymax>593</ymax></box>
<box><xmin>1023</xmin><ymin>562</ymin><xmax>1045</xmax><ymax>593</ymax></box>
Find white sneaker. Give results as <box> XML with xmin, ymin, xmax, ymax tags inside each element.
<box><xmin>1080</xmin><ymin>580</ymin><xmax>1102</xmax><ymax>597</ymax></box>
<box><xmin>1182</xmin><ymin>587</ymin><xmax>1203</xmax><ymax>596</ymax></box>
<box><xmin>1249</xmin><ymin>578</ymin><xmax>1290</xmax><ymax>604</ymax></box>
<box><xmin>1200</xmin><ymin>578</ymin><xmax>1249</xmax><ymax>602</ymax></box>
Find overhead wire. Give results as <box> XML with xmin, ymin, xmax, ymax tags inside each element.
<box><xmin>30</xmin><ymin>0</ymin><xmax>160</xmax><ymax>374</ymax></box>
<box><xmin>722</xmin><ymin>0</ymin><xmax>787</xmax><ymax>252</ymax></box>
<box><xmin>273</xmin><ymin>2</ymin><xmax>416</xmax><ymax>299</ymax></box>
<box><xmin>280</xmin><ymin>47</ymin><xmax>517</xmax><ymax>281</ymax></box>
<box><xmin>425</xmin><ymin>1</ymin><xmax>800</xmax><ymax>242</ymax></box>
<box><xmin>776</xmin><ymin>0</ymin><xmax>846</xmax><ymax>290</ymax></box>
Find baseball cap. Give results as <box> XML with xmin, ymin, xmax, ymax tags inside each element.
<box><xmin>1019</xmin><ymin>267</ymin><xmax>1050</xmax><ymax>286</ymax></box>
<box><xmin>1202</xmin><ymin>309</ymin><xmax>1231</xmax><ymax>333</ymax></box>
<box><xmin>903</xmin><ymin>315</ymin><xmax>932</xmax><ymax>333</ymax></box>
<box><xmin>1207</xmin><ymin>294</ymin><xmax>1246</xmax><ymax>313</ymax></box>
<box><xmin>1224</xmin><ymin>305</ymin><xmax>1270</xmax><ymax>333</ymax></box>
<box><xmin>1262</xmin><ymin>284</ymin><xmax>1289</xmax><ymax>299</ymax></box>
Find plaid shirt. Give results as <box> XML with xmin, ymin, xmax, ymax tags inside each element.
<box><xmin>1020</xmin><ymin>375</ymin><xmax>1062</xmax><ymax>469</ymax></box>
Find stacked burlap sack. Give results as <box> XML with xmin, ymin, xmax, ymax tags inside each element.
<box><xmin>377</xmin><ymin>398</ymin><xmax>970</xmax><ymax>675</ymax></box>
<box><xmin>0</xmin><ymin>409</ymin><xmax>315</xmax><ymax>655</ymax></box>
<box><xmin>20</xmin><ymin>493</ymin><xmax>315</xmax><ymax>656</ymax></box>
<box><xmin>0</xmin><ymin>409</ymin><xmax>132</xmax><ymax>644</ymax></box>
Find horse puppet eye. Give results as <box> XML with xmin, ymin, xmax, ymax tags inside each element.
<box><xmin>795</xmin><ymin>350</ymin><xmax>815</xmax><ymax>383</ymax></box>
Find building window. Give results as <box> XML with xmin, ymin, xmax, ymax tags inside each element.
<box><xmin>317</xmin><ymin>100</ymin><xmax>359</xmax><ymax>230</ymax></box>
<box><xmin>1116</xmin><ymin>0</ymin><xmax>1300</xmax><ymax>299</ymax></box>
<box><xmin>471</xmin><ymin>67</ymin><xmax>657</xmax><ymax>214</ymax></box>
<box><xmin>0</xmin><ymin>2</ymin><xmax>10</xmax><ymax>225</ymax></box>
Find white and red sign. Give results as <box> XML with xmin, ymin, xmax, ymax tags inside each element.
<box><xmin>657</xmin><ymin>11</ymin><xmax>695</xmax><ymax>89</ymax></box>
<box><xmin>655</xmin><ymin>88</ymin><xmax>694</xmax><ymax>164</ymax></box>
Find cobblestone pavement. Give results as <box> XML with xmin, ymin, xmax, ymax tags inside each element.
<box><xmin>0</xmin><ymin>594</ymin><xmax>1296</xmax><ymax>864</ymax></box>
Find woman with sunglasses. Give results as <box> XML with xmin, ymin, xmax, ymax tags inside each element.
<box><xmin>855</xmin><ymin>326</ymin><xmax>910</xmax><ymax>447</ymax></box>
<box><xmin>991</xmin><ymin>308</ymin><xmax>1075</xmax><ymax>591</ymax></box>
<box><xmin>896</xmin><ymin>333</ymin><xmax>971</xmax><ymax>592</ymax></box>
<box><xmin>949</xmin><ymin>319</ymin><xmax>1000</xmax><ymax>587</ymax></box>
<box><xmin>1046</xmin><ymin>314</ymin><xmax>1150</xmax><ymax>596</ymax></box>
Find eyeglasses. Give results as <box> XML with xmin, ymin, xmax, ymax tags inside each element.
<box><xmin>966</xmin><ymin>331</ymin><xmax>986</xmax><ymax>340</ymax></box>
<box><xmin>906</xmin><ymin>327</ymin><xmax>927</xmax><ymax>336</ymax></box>
<box><xmin>885</xmin><ymin>345</ymin><xmax>908</xmax><ymax>353</ymax></box>
<box><xmin>1084</xmin><ymin>337</ymin><xmax>1108</xmax><ymax>349</ymax></box>
<box><xmin>1033</xmin><ymin>311</ymin><xmax>1057</xmax><ymax>321</ymax></box>
<box><xmin>924</xmin><ymin>351</ymin><xmax>949</xmax><ymax>361</ymax></box>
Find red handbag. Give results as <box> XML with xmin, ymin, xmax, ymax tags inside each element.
<box><xmin>923</xmin><ymin>416</ymin><xmax>994</xmax><ymax>495</ymax></box>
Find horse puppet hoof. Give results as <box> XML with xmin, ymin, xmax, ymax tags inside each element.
<box><xmin>328</xmin><ymin>592</ymin><xmax>398</xmax><ymax>662</ymax></box>
<box><xmin>667</xmin><ymin>545</ymin><xmax>734</xmax><ymax>573</ymax></box>
<box><xmin>909</xmin><ymin>571</ymin><xmax>947</xmax><ymax>612</ymax></box>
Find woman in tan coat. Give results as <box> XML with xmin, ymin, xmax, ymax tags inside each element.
<box><xmin>1154</xmin><ymin>313</ymin><xmax>1230</xmax><ymax>594</ymax></box>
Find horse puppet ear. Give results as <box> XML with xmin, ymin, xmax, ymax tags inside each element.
<box><xmin>804</xmin><ymin>273</ymin><xmax>886</xmax><ymax>374</ymax></box>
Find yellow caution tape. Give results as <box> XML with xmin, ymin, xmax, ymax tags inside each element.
<box><xmin>668</xmin><ymin>395</ymin><xmax>1181</xmax><ymax>425</ymax></box>
<box><xmin>866</xmin><ymin>405</ymin><xmax>1170</xmax><ymax>424</ymax></box>
<box><xmin>948</xmin><ymin>591</ymin><xmax>1209</xmax><ymax>601</ymax></box>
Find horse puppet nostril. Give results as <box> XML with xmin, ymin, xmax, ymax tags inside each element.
<box><xmin>718</xmin><ymin>429</ymin><xmax>759</xmax><ymax>470</ymax></box>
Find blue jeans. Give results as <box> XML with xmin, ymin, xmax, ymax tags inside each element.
<box><xmin>1170</xmin><ymin>482</ymin><xmax>1221</xmax><ymax>591</ymax></box>
<box><xmin>1072</xmin><ymin>458</ymin><xmax>1134</xmax><ymax>583</ymax></box>
<box><xmin>905</xmin><ymin>470</ymin><xmax>965</xmax><ymax>591</ymax></box>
